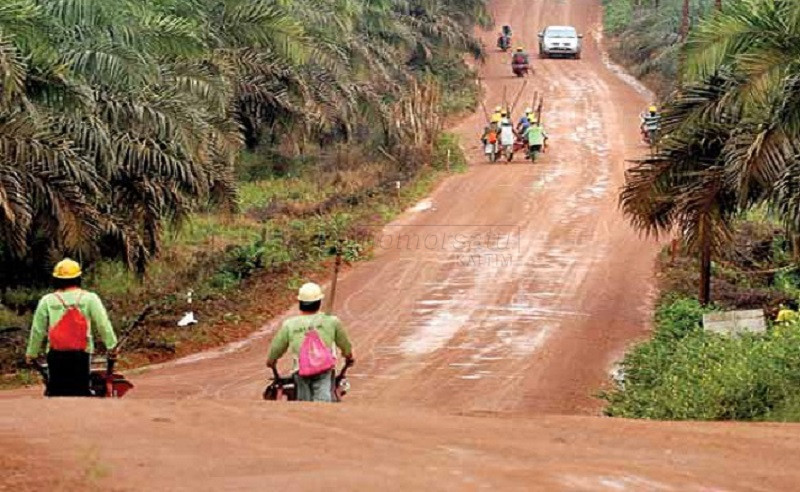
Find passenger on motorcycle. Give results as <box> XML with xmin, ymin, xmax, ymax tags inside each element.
<box><xmin>25</xmin><ymin>259</ymin><xmax>118</xmax><ymax>397</ymax></box>
<box><xmin>266</xmin><ymin>283</ymin><xmax>354</xmax><ymax>402</ymax></box>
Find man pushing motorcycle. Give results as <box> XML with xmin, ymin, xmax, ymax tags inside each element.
<box><xmin>266</xmin><ymin>283</ymin><xmax>354</xmax><ymax>402</ymax></box>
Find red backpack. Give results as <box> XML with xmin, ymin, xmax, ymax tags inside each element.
<box><xmin>48</xmin><ymin>292</ymin><xmax>89</xmax><ymax>351</ymax></box>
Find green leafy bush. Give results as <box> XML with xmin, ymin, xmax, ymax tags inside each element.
<box><xmin>604</xmin><ymin>297</ymin><xmax>800</xmax><ymax>421</ymax></box>
<box><xmin>432</xmin><ymin>133</ymin><xmax>467</xmax><ymax>172</ymax></box>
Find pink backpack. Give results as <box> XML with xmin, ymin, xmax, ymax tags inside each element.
<box><xmin>298</xmin><ymin>327</ymin><xmax>336</xmax><ymax>377</ymax></box>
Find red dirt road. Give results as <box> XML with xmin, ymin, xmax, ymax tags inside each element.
<box><xmin>5</xmin><ymin>1</ymin><xmax>800</xmax><ymax>490</ymax></box>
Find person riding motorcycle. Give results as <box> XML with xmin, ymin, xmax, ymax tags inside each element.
<box><xmin>497</xmin><ymin>31</ymin><xmax>511</xmax><ymax>51</ymax></box>
<box><xmin>523</xmin><ymin>118</ymin><xmax>548</xmax><ymax>161</ymax></box>
<box><xmin>25</xmin><ymin>259</ymin><xmax>118</xmax><ymax>397</ymax></box>
<box><xmin>502</xmin><ymin>25</ymin><xmax>513</xmax><ymax>38</ymax></box>
<box><xmin>266</xmin><ymin>283</ymin><xmax>354</xmax><ymax>402</ymax></box>
<box><xmin>641</xmin><ymin>105</ymin><xmax>661</xmax><ymax>144</ymax></box>
<box><xmin>511</xmin><ymin>47</ymin><xmax>530</xmax><ymax>75</ymax></box>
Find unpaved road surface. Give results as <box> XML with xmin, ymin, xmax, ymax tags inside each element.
<box><xmin>5</xmin><ymin>1</ymin><xmax>800</xmax><ymax>490</ymax></box>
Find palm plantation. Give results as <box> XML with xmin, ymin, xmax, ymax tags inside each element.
<box><xmin>621</xmin><ymin>0</ymin><xmax>800</xmax><ymax>304</ymax></box>
<box><xmin>0</xmin><ymin>0</ymin><xmax>488</xmax><ymax>285</ymax></box>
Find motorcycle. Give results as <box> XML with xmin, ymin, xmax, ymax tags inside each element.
<box><xmin>512</xmin><ymin>63</ymin><xmax>529</xmax><ymax>77</ymax></box>
<box><xmin>484</xmin><ymin>141</ymin><xmax>499</xmax><ymax>162</ymax></box>
<box><xmin>641</xmin><ymin>126</ymin><xmax>658</xmax><ymax>145</ymax></box>
<box><xmin>31</xmin><ymin>355</ymin><xmax>134</xmax><ymax>398</ymax></box>
<box><xmin>497</xmin><ymin>35</ymin><xmax>511</xmax><ymax>52</ymax></box>
<box><xmin>263</xmin><ymin>359</ymin><xmax>354</xmax><ymax>402</ymax></box>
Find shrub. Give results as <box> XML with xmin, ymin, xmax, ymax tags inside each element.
<box><xmin>604</xmin><ymin>297</ymin><xmax>800</xmax><ymax>421</ymax></box>
<box><xmin>432</xmin><ymin>133</ymin><xmax>467</xmax><ymax>172</ymax></box>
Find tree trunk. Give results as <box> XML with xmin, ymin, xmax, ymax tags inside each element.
<box><xmin>715</xmin><ymin>0</ymin><xmax>722</xmax><ymax>10</ymax></box>
<box><xmin>680</xmin><ymin>0</ymin><xmax>690</xmax><ymax>41</ymax></box>
<box><xmin>699</xmin><ymin>220</ymin><xmax>712</xmax><ymax>306</ymax></box>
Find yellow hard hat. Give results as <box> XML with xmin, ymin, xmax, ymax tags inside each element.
<box><xmin>649</xmin><ymin>105</ymin><xmax>658</xmax><ymax>113</ymax></box>
<box><xmin>494</xmin><ymin>106</ymin><xmax>502</xmax><ymax>112</ymax></box>
<box><xmin>53</xmin><ymin>258</ymin><xmax>82</xmax><ymax>279</ymax></box>
<box><xmin>297</xmin><ymin>282</ymin><xmax>324</xmax><ymax>302</ymax></box>
<box><xmin>525</xmin><ymin>107</ymin><xmax>533</xmax><ymax>114</ymax></box>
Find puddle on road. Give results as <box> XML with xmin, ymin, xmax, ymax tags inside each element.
<box><xmin>399</xmin><ymin>309</ymin><xmax>470</xmax><ymax>355</ymax></box>
<box><xmin>409</xmin><ymin>199</ymin><xmax>434</xmax><ymax>212</ymax></box>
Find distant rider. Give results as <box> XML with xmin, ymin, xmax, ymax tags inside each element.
<box><xmin>641</xmin><ymin>105</ymin><xmax>661</xmax><ymax>143</ymax></box>
<box><xmin>266</xmin><ymin>283</ymin><xmax>354</xmax><ymax>402</ymax></box>
<box><xmin>25</xmin><ymin>259</ymin><xmax>118</xmax><ymax>397</ymax></box>
<box><xmin>512</xmin><ymin>47</ymin><xmax>529</xmax><ymax>66</ymax></box>
<box><xmin>497</xmin><ymin>31</ymin><xmax>511</xmax><ymax>50</ymax></box>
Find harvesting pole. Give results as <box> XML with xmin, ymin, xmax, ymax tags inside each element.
<box><xmin>327</xmin><ymin>251</ymin><xmax>343</xmax><ymax>314</ymax></box>
<box><xmin>509</xmin><ymin>80</ymin><xmax>528</xmax><ymax>116</ymax></box>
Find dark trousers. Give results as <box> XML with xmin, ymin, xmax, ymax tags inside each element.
<box><xmin>46</xmin><ymin>351</ymin><xmax>91</xmax><ymax>397</ymax></box>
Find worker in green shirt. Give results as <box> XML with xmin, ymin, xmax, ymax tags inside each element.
<box><xmin>25</xmin><ymin>258</ymin><xmax>118</xmax><ymax>396</ymax></box>
<box><xmin>266</xmin><ymin>282</ymin><xmax>354</xmax><ymax>402</ymax></box>
<box><xmin>524</xmin><ymin>118</ymin><xmax>548</xmax><ymax>162</ymax></box>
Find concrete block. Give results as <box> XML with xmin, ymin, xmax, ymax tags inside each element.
<box><xmin>702</xmin><ymin>309</ymin><xmax>766</xmax><ymax>336</ymax></box>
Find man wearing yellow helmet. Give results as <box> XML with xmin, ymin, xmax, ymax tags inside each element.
<box><xmin>512</xmin><ymin>47</ymin><xmax>530</xmax><ymax>75</ymax></box>
<box><xmin>25</xmin><ymin>258</ymin><xmax>118</xmax><ymax>396</ymax></box>
<box><xmin>640</xmin><ymin>104</ymin><xmax>661</xmax><ymax>144</ymax></box>
<box><xmin>266</xmin><ymin>282</ymin><xmax>354</xmax><ymax>402</ymax></box>
<box><xmin>490</xmin><ymin>105</ymin><xmax>503</xmax><ymax>125</ymax></box>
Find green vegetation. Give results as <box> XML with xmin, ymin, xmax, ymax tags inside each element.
<box><xmin>604</xmin><ymin>295</ymin><xmax>800</xmax><ymax>421</ymax></box>
<box><xmin>0</xmin><ymin>0</ymin><xmax>485</xmax><ymax>378</ymax></box>
<box><xmin>607</xmin><ymin>0</ymin><xmax>800</xmax><ymax>422</ymax></box>
<box><xmin>0</xmin><ymin>0</ymin><xmax>489</xmax><ymax>283</ymax></box>
<box><xmin>620</xmin><ymin>0</ymin><xmax>800</xmax><ymax>305</ymax></box>
<box><xmin>603</xmin><ymin>0</ymin><xmax>720</xmax><ymax>96</ymax></box>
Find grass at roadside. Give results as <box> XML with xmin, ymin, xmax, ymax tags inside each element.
<box><xmin>0</xmin><ymin>132</ymin><xmax>470</xmax><ymax>382</ymax></box>
<box><xmin>603</xmin><ymin>221</ymin><xmax>800</xmax><ymax>421</ymax></box>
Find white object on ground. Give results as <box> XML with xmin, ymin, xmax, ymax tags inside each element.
<box><xmin>178</xmin><ymin>311</ymin><xmax>198</xmax><ymax>327</ymax></box>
